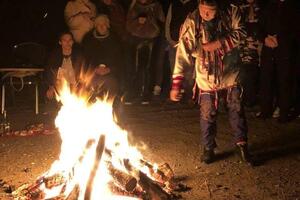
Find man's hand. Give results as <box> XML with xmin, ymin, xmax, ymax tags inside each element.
<box><xmin>46</xmin><ymin>86</ymin><xmax>55</xmax><ymax>99</ymax></box>
<box><xmin>96</xmin><ymin>65</ymin><xmax>111</xmax><ymax>76</ymax></box>
<box><xmin>264</xmin><ymin>35</ymin><xmax>278</xmax><ymax>48</ymax></box>
<box><xmin>202</xmin><ymin>40</ymin><xmax>221</xmax><ymax>52</ymax></box>
<box><xmin>138</xmin><ymin>17</ymin><xmax>147</xmax><ymax>24</ymax></box>
<box><xmin>170</xmin><ymin>89</ymin><xmax>182</xmax><ymax>102</ymax></box>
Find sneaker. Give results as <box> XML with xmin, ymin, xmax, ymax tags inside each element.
<box><xmin>201</xmin><ymin>148</ymin><xmax>215</xmax><ymax>164</ymax></box>
<box><xmin>236</xmin><ymin>142</ymin><xmax>253</xmax><ymax>166</ymax></box>
<box><xmin>121</xmin><ymin>93</ymin><xmax>133</xmax><ymax>105</ymax></box>
<box><xmin>255</xmin><ymin>111</ymin><xmax>271</xmax><ymax>119</ymax></box>
<box><xmin>141</xmin><ymin>100</ymin><xmax>150</xmax><ymax>105</ymax></box>
<box><xmin>255</xmin><ymin>111</ymin><xmax>262</xmax><ymax>118</ymax></box>
<box><xmin>272</xmin><ymin>107</ymin><xmax>280</xmax><ymax>118</ymax></box>
<box><xmin>124</xmin><ymin>101</ymin><xmax>133</xmax><ymax>105</ymax></box>
<box><xmin>153</xmin><ymin>85</ymin><xmax>161</xmax><ymax>96</ymax></box>
<box><xmin>140</xmin><ymin>96</ymin><xmax>150</xmax><ymax>105</ymax></box>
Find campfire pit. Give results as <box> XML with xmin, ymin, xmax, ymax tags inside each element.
<box><xmin>11</xmin><ymin>82</ymin><xmax>187</xmax><ymax>200</ymax></box>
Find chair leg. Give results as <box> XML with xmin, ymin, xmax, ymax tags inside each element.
<box><xmin>35</xmin><ymin>84</ymin><xmax>39</xmax><ymax>115</ymax></box>
<box><xmin>1</xmin><ymin>84</ymin><xmax>5</xmax><ymax>114</ymax></box>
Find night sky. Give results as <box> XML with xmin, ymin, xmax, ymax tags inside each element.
<box><xmin>0</xmin><ymin>0</ymin><xmax>68</xmax><ymax>65</ymax></box>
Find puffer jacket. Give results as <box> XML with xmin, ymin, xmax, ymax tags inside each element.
<box><xmin>64</xmin><ymin>0</ymin><xmax>97</xmax><ymax>43</ymax></box>
<box><xmin>172</xmin><ymin>3</ymin><xmax>246</xmax><ymax>92</ymax></box>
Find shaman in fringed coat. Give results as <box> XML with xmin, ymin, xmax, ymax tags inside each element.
<box><xmin>172</xmin><ymin>4</ymin><xmax>246</xmax><ymax>92</ymax></box>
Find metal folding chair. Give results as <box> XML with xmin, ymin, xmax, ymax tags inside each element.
<box><xmin>0</xmin><ymin>42</ymin><xmax>46</xmax><ymax>114</ymax></box>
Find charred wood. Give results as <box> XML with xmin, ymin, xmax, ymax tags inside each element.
<box><xmin>84</xmin><ymin>134</ymin><xmax>106</xmax><ymax>200</ymax></box>
<box><xmin>44</xmin><ymin>174</ymin><xmax>65</xmax><ymax>189</ymax></box>
<box><xmin>138</xmin><ymin>171</ymin><xmax>171</xmax><ymax>200</ymax></box>
<box><xmin>107</xmin><ymin>162</ymin><xmax>137</xmax><ymax>192</ymax></box>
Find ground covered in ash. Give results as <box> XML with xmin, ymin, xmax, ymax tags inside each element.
<box><xmin>0</xmin><ymin>102</ymin><xmax>299</xmax><ymax>200</ymax></box>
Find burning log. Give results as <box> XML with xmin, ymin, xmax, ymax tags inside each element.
<box><xmin>44</xmin><ymin>174</ymin><xmax>66</xmax><ymax>189</ymax></box>
<box><xmin>158</xmin><ymin>163</ymin><xmax>174</xmax><ymax>180</ymax></box>
<box><xmin>108</xmin><ymin>151</ymin><xmax>174</xmax><ymax>185</ymax></box>
<box><xmin>139</xmin><ymin>160</ymin><xmax>174</xmax><ymax>184</ymax></box>
<box><xmin>138</xmin><ymin>171</ymin><xmax>171</xmax><ymax>200</ymax></box>
<box><xmin>84</xmin><ymin>134</ymin><xmax>106</xmax><ymax>200</ymax></box>
<box><xmin>65</xmin><ymin>184</ymin><xmax>80</xmax><ymax>200</ymax></box>
<box><xmin>121</xmin><ymin>159</ymin><xmax>172</xmax><ymax>199</ymax></box>
<box><xmin>107</xmin><ymin>162</ymin><xmax>137</xmax><ymax>192</ymax></box>
<box><xmin>12</xmin><ymin>177</ymin><xmax>46</xmax><ymax>200</ymax></box>
<box><xmin>107</xmin><ymin>182</ymin><xmax>144</xmax><ymax>198</ymax></box>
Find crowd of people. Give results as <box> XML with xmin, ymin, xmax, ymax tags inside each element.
<box><xmin>46</xmin><ymin>0</ymin><xmax>299</xmax><ymax>115</ymax></box>
<box><xmin>43</xmin><ymin>0</ymin><xmax>299</xmax><ymax>165</ymax></box>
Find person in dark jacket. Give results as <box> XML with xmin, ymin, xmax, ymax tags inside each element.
<box><xmin>258</xmin><ymin>0</ymin><xmax>297</xmax><ymax>123</ymax></box>
<box><xmin>45</xmin><ymin>31</ymin><xmax>85</xmax><ymax>99</ymax></box>
<box><xmin>124</xmin><ymin>0</ymin><xmax>165</xmax><ymax>104</ymax></box>
<box><xmin>159</xmin><ymin>0</ymin><xmax>198</xmax><ymax>98</ymax></box>
<box><xmin>95</xmin><ymin>0</ymin><xmax>128</xmax><ymax>41</ymax></box>
<box><xmin>82</xmin><ymin>14</ymin><xmax>122</xmax><ymax>99</ymax></box>
<box><xmin>165</xmin><ymin>0</ymin><xmax>198</xmax><ymax>71</ymax></box>
<box><xmin>238</xmin><ymin>0</ymin><xmax>262</xmax><ymax>107</ymax></box>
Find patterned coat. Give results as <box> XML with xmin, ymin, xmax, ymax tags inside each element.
<box><xmin>172</xmin><ymin>4</ymin><xmax>246</xmax><ymax>92</ymax></box>
<box><xmin>239</xmin><ymin>1</ymin><xmax>262</xmax><ymax>65</ymax></box>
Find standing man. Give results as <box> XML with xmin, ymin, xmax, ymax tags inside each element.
<box><xmin>257</xmin><ymin>0</ymin><xmax>297</xmax><ymax>123</ymax></box>
<box><xmin>170</xmin><ymin>0</ymin><xmax>252</xmax><ymax>165</ymax></box>
<box><xmin>238</xmin><ymin>0</ymin><xmax>262</xmax><ymax>108</ymax></box>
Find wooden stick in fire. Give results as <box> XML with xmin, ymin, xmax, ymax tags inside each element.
<box><xmin>122</xmin><ymin>159</ymin><xmax>172</xmax><ymax>199</ymax></box>
<box><xmin>107</xmin><ymin>161</ymin><xmax>137</xmax><ymax>192</ymax></box>
<box><xmin>84</xmin><ymin>134</ymin><xmax>106</xmax><ymax>200</ymax></box>
<box><xmin>105</xmin><ymin>149</ymin><xmax>174</xmax><ymax>184</ymax></box>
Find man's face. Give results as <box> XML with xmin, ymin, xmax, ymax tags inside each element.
<box><xmin>247</xmin><ymin>0</ymin><xmax>255</xmax><ymax>3</ymax></box>
<box><xmin>138</xmin><ymin>0</ymin><xmax>148</xmax><ymax>4</ymax></box>
<box><xmin>103</xmin><ymin>0</ymin><xmax>112</xmax><ymax>5</ymax></box>
<box><xmin>59</xmin><ymin>34</ymin><xmax>73</xmax><ymax>50</ymax></box>
<box><xmin>199</xmin><ymin>4</ymin><xmax>217</xmax><ymax>21</ymax></box>
<box><xmin>96</xmin><ymin>21</ymin><xmax>109</xmax><ymax>35</ymax></box>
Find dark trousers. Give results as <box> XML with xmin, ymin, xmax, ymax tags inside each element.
<box><xmin>125</xmin><ymin>36</ymin><xmax>154</xmax><ymax>97</ymax></box>
<box><xmin>199</xmin><ymin>87</ymin><xmax>248</xmax><ymax>150</ymax></box>
<box><xmin>240</xmin><ymin>63</ymin><xmax>259</xmax><ymax>106</ymax></box>
<box><xmin>152</xmin><ymin>36</ymin><xmax>168</xmax><ymax>87</ymax></box>
<box><xmin>91</xmin><ymin>74</ymin><xmax>119</xmax><ymax>99</ymax></box>
<box><xmin>259</xmin><ymin>47</ymin><xmax>292</xmax><ymax>119</ymax></box>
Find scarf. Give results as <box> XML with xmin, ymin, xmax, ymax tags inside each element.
<box><xmin>199</xmin><ymin>18</ymin><xmax>224</xmax><ymax>84</ymax></box>
<box><xmin>93</xmin><ymin>29</ymin><xmax>110</xmax><ymax>39</ymax></box>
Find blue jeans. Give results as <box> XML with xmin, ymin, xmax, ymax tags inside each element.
<box><xmin>199</xmin><ymin>87</ymin><xmax>248</xmax><ymax>150</ymax></box>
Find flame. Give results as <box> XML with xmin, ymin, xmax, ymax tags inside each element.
<box><xmin>40</xmin><ymin>81</ymin><xmax>156</xmax><ymax>200</ymax></box>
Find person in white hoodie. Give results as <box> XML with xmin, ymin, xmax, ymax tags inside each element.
<box><xmin>64</xmin><ymin>0</ymin><xmax>97</xmax><ymax>43</ymax></box>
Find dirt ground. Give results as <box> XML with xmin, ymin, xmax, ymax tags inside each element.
<box><xmin>0</xmin><ymin>101</ymin><xmax>299</xmax><ymax>200</ymax></box>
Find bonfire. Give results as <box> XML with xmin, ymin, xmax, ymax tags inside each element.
<box><xmin>12</xmin><ymin>81</ymin><xmax>186</xmax><ymax>200</ymax></box>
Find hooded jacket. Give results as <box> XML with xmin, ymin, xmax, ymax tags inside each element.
<box><xmin>64</xmin><ymin>0</ymin><xmax>97</xmax><ymax>43</ymax></box>
<box><xmin>126</xmin><ymin>0</ymin><xmax>165</xmax><ymax>39</ymax></box>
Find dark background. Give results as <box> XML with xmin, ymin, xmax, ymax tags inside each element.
<box><xmin>0</xmin><ymin>0</ymin><xmax>296</xmax><ymax>67</ymax></box>
<box><xmin>0</xmin><ymin>0</ymin><xmax>68</xmax><ymax>66</ymax></box>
